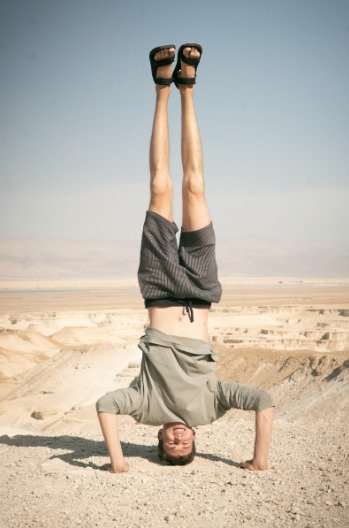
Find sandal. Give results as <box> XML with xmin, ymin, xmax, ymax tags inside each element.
<box><xmin>173</xmin><ymin>43</ymin><xmax>203</xmax><ymax>88</ymax></box>
<box><xmin>149</xmin><ymin>44</ymin><xmax>176</xmax><ymax>85</ymax></box>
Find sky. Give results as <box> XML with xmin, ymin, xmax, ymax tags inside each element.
<box><xmin>1</xmin><ymin>0</ymin><xmax>348</xmax><ymax>247</ymax></box>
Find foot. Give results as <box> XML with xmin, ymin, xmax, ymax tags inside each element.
<box><xmin>153</xmin><ymin>47</ymin><xmax>176</xmax><ymax>85</ymax></box>
<box><xmin>178</xmin><ymin>46</ymin><xmax>201</xmax><ymax>83</ymax></box>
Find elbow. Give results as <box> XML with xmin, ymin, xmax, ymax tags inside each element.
<box><xmin>96</xmin><ymin>394</ymin><xmax>116</xmax><ymax>414</ymax></box>
<box><xmin>254</xmin><ymin>390</ymin><xmax>274</xmax><ymax>412</ymax></box>
<box><xmin>95</xmin><ymin>398</ymin><xmax>104</xmax><ymax>413</ymax></box>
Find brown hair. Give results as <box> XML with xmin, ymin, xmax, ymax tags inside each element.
<box><xmin>157</xmin><ymin>439</ymin><xmax>196</xmax><ymax>466</ymax></box>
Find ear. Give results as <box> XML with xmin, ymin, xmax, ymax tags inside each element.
<box><xmin>157</xmin><ymin>428</ymin><xmax>163</xmax><ymax>439</ymax></box>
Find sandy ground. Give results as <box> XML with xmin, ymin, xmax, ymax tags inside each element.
<box><xmin>0</xmin><ymin>281</ymin><xmax>348</xmax><ymax>527</ymax></box>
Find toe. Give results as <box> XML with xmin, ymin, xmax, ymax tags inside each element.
<box><xmin>154</xmin><ymin>48</ymin><xmax>175</xmax><ymax>62</ymax></box>
<box><xmin>183</xmin><ymin>46</ymin><xmax>200</xmax><ymax>59</ymax></box>
<box><xmin>183</xmin><ymin>46</ymin><xmax>191</xmax><ymax>59</ymax></box>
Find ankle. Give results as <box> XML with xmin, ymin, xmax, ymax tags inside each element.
<box><xmin>156</xmin><ymin>85</ymin><xmax>171</xmax><ymax>96</ymax></box>
<box><xmin>179</xmin><ymin>86</ymin><xmax>194</xmax><ymax>100</ymax></box>
<box><xmin>179</xmin><ymin>85</ymin><xmax>194</xmax><ymax>94</ymax></box>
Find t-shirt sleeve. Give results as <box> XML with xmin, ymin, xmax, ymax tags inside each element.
<box><xmin>95</xmin><ymin>387</ymin><xmax>142</xmax><ymax>415</ymax></box>
<box><xmin>217</xmin><ymin>381</ymin><xmax>274</xmax><ymax>412</ymax></box>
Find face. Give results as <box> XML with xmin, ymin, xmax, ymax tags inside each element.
<box><xmin>158</xmin><ymin>422</ymin><xmax>195</xmax><ymax>458</ymax></box>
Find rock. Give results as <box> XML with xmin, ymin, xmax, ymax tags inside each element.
<box><xmin>31</xmin><ymin>411</ymin><xmax>44</xmax><ymax>420</ymax></box>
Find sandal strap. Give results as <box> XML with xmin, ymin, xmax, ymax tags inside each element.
<box><xmin>180</xmin><ymin>55</ymin><xmax>201</xmax><ymax>67</ymax></box>
<box><xmin>155</xmin><ymin>77</ymin><xmax>173</xmax><ymax>85</ymax></box>
<box><xmin>150</xmin><ymin>57</ymin><xmax>174</xmax><ymax>68</ymax></box>
<box><xmin>174</xmin><ymin>77</ymin><xmax>196</xmax><ymax>85</ymax></box>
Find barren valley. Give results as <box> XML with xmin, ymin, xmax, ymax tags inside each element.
<box><xmin>0</xmin><ymin>280</ymin><xmax>348</xmax><ymax>528</ymax></box>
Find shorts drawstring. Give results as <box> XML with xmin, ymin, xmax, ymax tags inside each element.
<box><xmin>182</xmin><ymin>300</ymin><xmax>194</xmax><ymax>323</ymax></box>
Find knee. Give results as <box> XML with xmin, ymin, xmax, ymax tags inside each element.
<box><xmin>150</xmin><ymin>175</ymin><xmax>172</xmax><ymax>198</ymax></box>
<box><xmin>182</xmin><ymin>172</ymin><xmax>205</xmax><ymax>198</ymax></box>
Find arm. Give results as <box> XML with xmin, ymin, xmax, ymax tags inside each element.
<box><xmin>218</xmin><ymin>382</ymin><xmax>275</xmax><ymax>471</ymax></box>
<box><xmin>95</xmin><ymin>387</ymin><xmax>142</xmax><ymax>473</ymax></box>
<box><xmin>239</xmin><ymin>406</ymin><xmax>274</xmax><ymax>471</ymax></box>
<box><xmin>97</xmin><ymin>412</ymin><xmax>129</xmax><ymax>473</ymax></box>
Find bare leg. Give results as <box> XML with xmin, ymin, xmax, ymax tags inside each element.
<box><xmin>148</xmin><ymin>48</ymin><xmax>175</xmax><ymax>221</ymax></box>
<box><xmin>179</xmin><ymin>47</ymin><xmax>210</xmax><ymax>231</ymax></box>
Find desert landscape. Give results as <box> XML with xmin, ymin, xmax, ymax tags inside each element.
<box><xmin>0</xmin><ymin>278</ymin><xmax>348</xmax><ymax>528</ymax></box>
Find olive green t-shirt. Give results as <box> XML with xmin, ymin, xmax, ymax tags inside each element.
<box><xmin>96</xmin><ymin>328</ymin><xmax>274</xmax><ymax>427</ymax></box>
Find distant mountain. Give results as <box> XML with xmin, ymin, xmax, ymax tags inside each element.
<box><xmin>216</xmin><ymin>237</ymin><xmax>349</xmax><ymax>278</ymax></box>
<box><xmin>0</xmin><ymin>237</ymin><xmax>348</xmax><ymax>279</ymax></box>
<box><xmin>0</xmin><ymin>238</ymin><xmax>139</xmax><ymax>280</ymax></box>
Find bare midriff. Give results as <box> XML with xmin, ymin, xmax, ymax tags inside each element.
<box><xmin>147</xmin><ymin>306</ymin><xmax>210</xmax><ymax>342</ymax></box>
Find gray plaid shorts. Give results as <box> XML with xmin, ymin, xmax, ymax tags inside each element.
<box><xmin>137</xmin><ymin>211</ymin><xmax>222</xmax><ymax>303</ymax></box>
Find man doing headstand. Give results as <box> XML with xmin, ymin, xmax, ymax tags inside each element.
<box><xmin>96</xmin><ymin>43</ymin><xmax>274</xmax><ymax>472</ymax></box>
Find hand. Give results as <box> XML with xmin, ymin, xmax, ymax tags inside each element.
<box><xmin>239</xmin><ymin>459</ymin><xmax>268</xmax><ymax>471</ymax></box>
<box><xmin>112</xmin><ymin>460</ymin><xmax>129</xmax><ymax>473</ymax></box>
<box><xmin>100</xmin><ymin>461</ymin><xmax>129</xmax><ymax>473</ymax></box>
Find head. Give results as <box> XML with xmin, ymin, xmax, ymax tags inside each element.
<box><xmin>157</xmin><ymin>422</ymin><xmax>196</xmax><ymax>466</ymax></box>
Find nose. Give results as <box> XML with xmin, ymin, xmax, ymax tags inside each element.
<box><xmin>174</xmin><ymin>437</ymin><xmax>180</xmax><ymax>444</ymax></box>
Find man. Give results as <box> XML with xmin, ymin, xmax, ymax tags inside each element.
<box><xmin>96</xmin><ymin>43</ymin><xmax>274</xmax><ymax>473</ymax></box>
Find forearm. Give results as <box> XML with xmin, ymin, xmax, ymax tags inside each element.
<box><xmin>97</xmin><ymin>412</ymin><xmax>128</xmax><ymax>472</ymax></box>
<box><xmin>253</xmin><ymin>406</ymin><xmax>274</xmax><ymax>468</ymax></box>
<box><xmin>240</xmin><ymin>406</ymin><xmax>274</xmax><ymax>471</ymax></box>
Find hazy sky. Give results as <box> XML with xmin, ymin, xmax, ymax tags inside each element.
<box><xmin>1</xmin><ymin>0</ymin><xmax>348</xmax><ymax>246</ymax></box>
